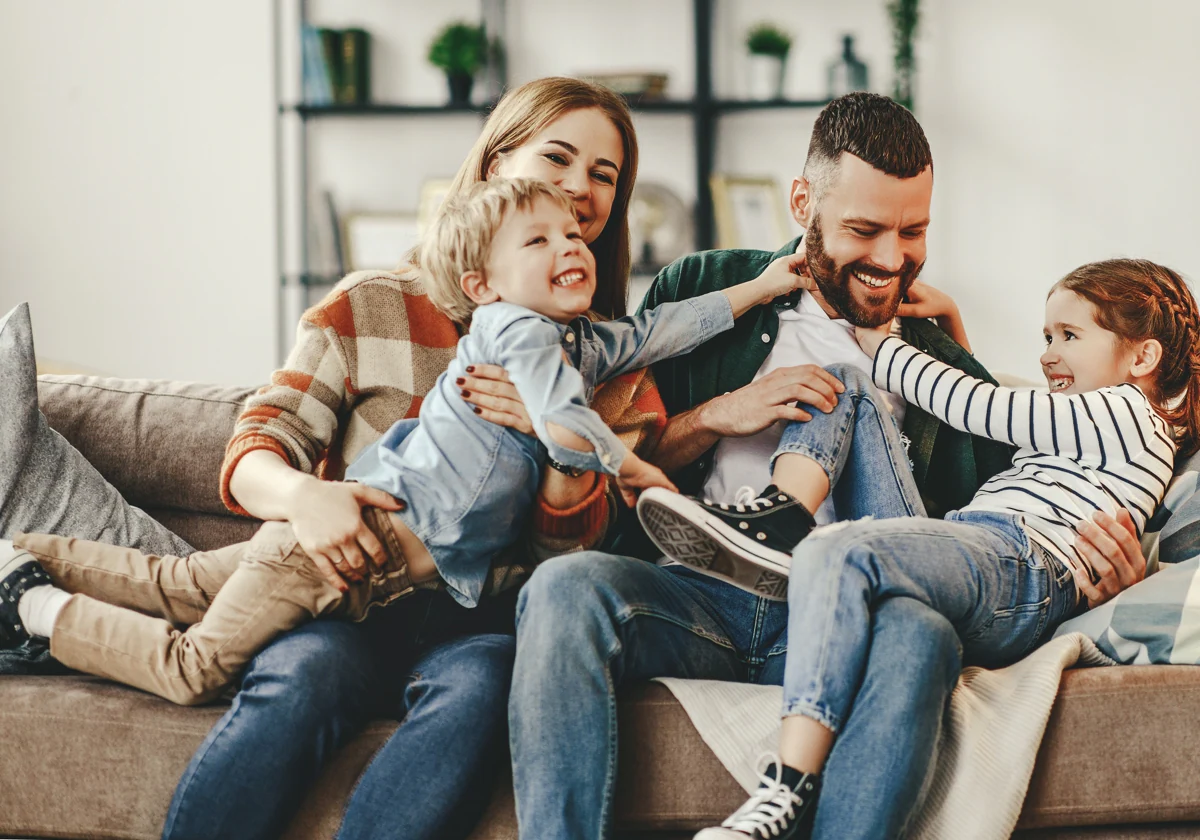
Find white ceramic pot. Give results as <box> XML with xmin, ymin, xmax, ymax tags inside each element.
<box><xmin>747</xmin><ymin>54</ymin><xmax>786</xmax><ymax>100</ymax></box>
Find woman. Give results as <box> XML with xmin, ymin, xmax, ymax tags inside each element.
<box><xmin>161</xmin><ymin>77</ymin><xmax>664</xmax><ymax>840</ymax></box>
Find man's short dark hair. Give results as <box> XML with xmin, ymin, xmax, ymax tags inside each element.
<box><xmin>804</xmin><ymin>92</ymin><xmax>932</xmax><ymax>201</ymax></box>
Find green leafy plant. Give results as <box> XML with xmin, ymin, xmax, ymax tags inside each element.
<box><xmin>746</xmin><ymin>23</ymin><xmax>792</xmax><ymax>59</ymax></box>
<box><xmin>427</xmin><ymin>21</ymin><xmax>487</xmax><ymax>76</ymax></box>
<box><xmin>888</xmin><ymin>0</ymin><xmax>920</xmax><ymax>110</ymax></box>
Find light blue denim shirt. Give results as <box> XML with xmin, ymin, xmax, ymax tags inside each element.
<box><xmin>346</xmin><ymin>290</ymin><xmax>733</xmax><ymax>606</ymax></box>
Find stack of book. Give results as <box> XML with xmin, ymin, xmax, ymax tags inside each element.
<box><xmin>302</xmin><ymin>26</ymin><xmax>371</xmax><ymax>106</ymax></box>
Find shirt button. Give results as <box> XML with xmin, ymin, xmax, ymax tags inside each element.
<box><xmin>565</xmin><ymin>333</ymin><xmax>575</xmax><ymax>343</ymax></box>
<box><xmin>761</xmin><ymin>333</ymin><xmax>771</xmax><ymax>343</ymax></box>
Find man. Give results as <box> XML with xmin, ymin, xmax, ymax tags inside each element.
<box><xmin>509</xmin><ymin>93</ymin><xmax>1145</xmax><ymax>839</ymax></box>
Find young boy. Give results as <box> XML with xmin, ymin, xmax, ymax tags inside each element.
<box><xmin>0</xmin><ymin>177</ymin><xmax>804</xmax><ymax>705</ymax></box>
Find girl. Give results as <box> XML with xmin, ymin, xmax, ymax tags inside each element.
<box><xmin>639</xmin><ymin>258</ymin><xmax>1200</xmax><ymax>839</ymax></box>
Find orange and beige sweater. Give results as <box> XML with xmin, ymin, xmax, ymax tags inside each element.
<box><xmin>219</xmin><ymin>270</ymin><xmax>667</xmax><ymax>590</ymax></box>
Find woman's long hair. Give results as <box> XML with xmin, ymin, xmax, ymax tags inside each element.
<box><xmin>406</xmin><ymin>77</ymin><xmax>638</xmax><ymax>319</ymax></box>
<box><xmin>1054</xmin><ymin>259</ymin><xmax>1200</xmax><ymax>455</ymax></box>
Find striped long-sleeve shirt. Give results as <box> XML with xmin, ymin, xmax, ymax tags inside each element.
<box><xmin>873</xmin><ymin>336</ymin><xmax>1176</xmax><ymax>580</ymax></box>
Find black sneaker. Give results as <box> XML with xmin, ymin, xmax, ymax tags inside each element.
<box><xmin>695</xmin><ymin>760</ymin><xmax>819</xmax><ymax>839</ymax></box>
<box><xmin>0</xmin><ymin>548</ymin><xmax>51</xmax><ymax>648</ymax></box>
<box><xmin>637</xmin><ymin>485</ymin><xmax>815</xmax><ymax>601</ymax></box>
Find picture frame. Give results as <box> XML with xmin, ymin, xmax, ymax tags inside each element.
<box><xmin>710</xmin><ymin>175</ymin><xmax>791</xmax><ymax>252</ymax></box>
<box><xmin>343</xmin><ymin>213</ymin><xmax>422</xmax><ymax>271</ymax></box>
<box><xmin>417</xmin><ymin>178</ymin><xmax>455</xmax><ymax>235</ymax></box>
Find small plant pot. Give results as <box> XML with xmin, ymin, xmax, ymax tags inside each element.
<box><xmin>747</xmin><ymin>55</ymin><xmax>786</xmax><ymax>100</ymax></box>
<box><xmin>447</xmin><ymin>72</ymin><xmax>474</xmax><ymax>106</ymax></box>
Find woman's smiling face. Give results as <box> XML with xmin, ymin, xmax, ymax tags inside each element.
<box><xmin>489</xmin><ymin>107</ymin><xmax>624</xmax><ymax>245</ymax></box>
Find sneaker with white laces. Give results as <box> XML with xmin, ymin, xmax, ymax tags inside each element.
<box><xmin>695</xmin><ymin>758</ymin><xmax>820</xmax><ymax>839</ymax></box>
<box><xmin>0</xmin><ymin>546</ymin><xmax>50</xmax><ymax>648</ymax></box>
<box><xmin>636</xmin><ymin>485</ymin><xmax>815</xmax><ymax>601</ymax></box>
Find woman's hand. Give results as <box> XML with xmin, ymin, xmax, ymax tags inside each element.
<box><xmin>1073</xmin><ymin>509</ymin><xmax>1147</xmax><ymax>609</ymax></box>
<box><xmin>854</xmin><ymin>322</ymin><xmax>894</xmax><ymax>358</ymax></box>
<box><xmin>284</xmin><ymin>479</ymin><xmax>404</xmax><ymax>592</ymax></box>
<box><xmin>615</xmin><ymin>453</ymin><xmax>678</xmax><ymax>507</ymax></box>
<box><xmin>458</xmin><ymin>364</ymin><xmax>534</xmax><ymax>435</ymax></box>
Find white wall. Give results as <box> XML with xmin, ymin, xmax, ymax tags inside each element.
<box><xmin>918</xmin><ymin>0</ymin><xmax>1200</xmax><ymax>380</ymax></box>
<box><xmin>3</xmin><ymin>1</ymin><xmax>1198</xmax><ymax>384</ymax></box>
<box><xmin>0</xmin><ymin>1</ymin><xmax>276</xmax><ymax>385</ymax></box>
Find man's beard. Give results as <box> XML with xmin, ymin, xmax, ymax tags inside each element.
<box><xmin>804</xmin><ymin>214</ymin><xmax>923</xmax><ymax>328</ymax></box>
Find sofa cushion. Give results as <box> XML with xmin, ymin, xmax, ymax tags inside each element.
<box><xmin>0</xmin><ymin>303</ymin><xmax>193</xmax><ymax>556</ymax></box>
<box><xmin>36</xmin><ymin>374</ymin><xmax>258</xmax><ymax>549</ymax></box>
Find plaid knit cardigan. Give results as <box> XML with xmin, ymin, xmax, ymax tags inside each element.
<box><xmin>219</xmin><ymin>270</ymin><xmax>667</xmax><ymax>575</ymax></box>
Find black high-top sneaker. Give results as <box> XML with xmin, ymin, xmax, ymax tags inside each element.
<box><xmin>695</xmin><ymin>760</ymin><xmax>819</xmax><ymax>839</ymax></box>
<box><xmin>637</xmin><ymin>485</ymin><xmax>816</xmax><ymax>601</ymax></box>
<box><xmin>0</xmin><ymin>548</ymin><xmax>50</xmax><ymax>648</ymax></box>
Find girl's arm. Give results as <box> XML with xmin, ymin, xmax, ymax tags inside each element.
<box><xmin>866</xmin><ymin>334</ymin><xmax>1169</xmax><ymax>461</ymax></box>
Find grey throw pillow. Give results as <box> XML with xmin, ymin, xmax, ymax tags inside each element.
<box><xmin>0</xmin><ymin>303</ymin><xmax>194</xmax><ymax>555</ymax></box>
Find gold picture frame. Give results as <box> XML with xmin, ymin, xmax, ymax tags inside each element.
<box><xmin>710</xmin><ymin>175</ymin><xmax>790</xmax><ymax>251</ymax></box>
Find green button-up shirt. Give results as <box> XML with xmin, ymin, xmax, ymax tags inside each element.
<box><xmin>631</xmin><ymin>236</ymin><xmax>1015</xmax><ymax>532</ymax></box>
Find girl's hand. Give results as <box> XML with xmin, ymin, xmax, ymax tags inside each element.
<box><xmin>897</xmin><ymin>281</ymin><xmax>972</xmax><ymax>351</ymax></box>
<box><xmin>458</xmin><ymin>364</ymin><xmax>534</xmax><ymax>435</ymax></box>
<box><xmin>854</xmin><ymin>321</ymin><xmax>894</xmax><ymax>358</ymax></box>
<box><xmin>615</xmin><ymin>453</ymin><xmax>678</xmax><ymax>507</ymax></box>
<box><xmin>284</xmin><ymin>479</ymin><xmax>404</xmax><ymax>592</ymax></box>
<box><xmin>897</xmin><ymin>280</ymin><xmax>958</xmax><ymax>320</ymax></box>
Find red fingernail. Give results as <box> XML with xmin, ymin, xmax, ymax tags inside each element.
<box><xmin>473</xmin><ymin>406</ymin><xmax>482</xmax><ymax>414</ymax></box>
<box><xmin>395</xmin><ymin>500</ymin><xmax>407</xmax><ymax>510</ymax></box>
<box><xmin>456</xmin><ymin>377</ymin><xmax>465</xmax><ymax>386</ymax></box>
<box><xmin>461</xmin><ymin>389</ymin><xmax>471</xmax><ymax>398</ymax></box>
<box><xmin>465</xmin><ymin>365</ymin><xmax>475</xmax><ymax>373</ymax></box>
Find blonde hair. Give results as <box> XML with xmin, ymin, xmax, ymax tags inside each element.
<box><xmin>406</xmin><ymin>77</ymin><xmax>638</xmax><ymax>318</ymax></box>
<box><xmin>421</xmin><ymin>178</ymin><xmax>576</xmax><ymax>324</ymax></box>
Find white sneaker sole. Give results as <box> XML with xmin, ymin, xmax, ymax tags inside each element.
<box><xmin>637</xmin><ymin>488</ymin><xmax>791</xmax><ymax>601</ymax></box>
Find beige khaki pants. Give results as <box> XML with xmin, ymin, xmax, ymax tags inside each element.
<box><xmin>14</xmin><ymin>508</ymin><xmax>413</xmax><ymax>705</ymax></box>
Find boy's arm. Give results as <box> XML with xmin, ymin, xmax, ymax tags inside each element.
<box><xmin>488</xmin><ymin>310</ymin><xmax>630</xmax><ymax>475</ymax></box>
<box><xmin>592</xmin><ymin>254</ymin><xmax>807</xmax><ymax>383</ymax></box>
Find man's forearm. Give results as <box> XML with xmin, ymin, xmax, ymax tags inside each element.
<box><xmin>649</xmin><ymin>401</ymin><xmax>722</xmax><ymax>476</ymax></box>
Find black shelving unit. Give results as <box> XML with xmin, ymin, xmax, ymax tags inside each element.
<box><xmin>275</xmin><ymin>0</ymin><xmax>829</xmax><ymax>353</ymax></box>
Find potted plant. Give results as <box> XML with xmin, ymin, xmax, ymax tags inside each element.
<box><xmin>745</xmin><ymin>23</ymin><xmax>792</xmax><ymax>100</ymax></box>
<box><xmin>427</xmin><ymin>21</ymin><xmax>487</xmax><ymax>106</ymax></box>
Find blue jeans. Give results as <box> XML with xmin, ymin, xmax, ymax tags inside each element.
<box><xmin>785</xmin><ymin>511</ymin><xmax>1078</xmax><ymax>735</ymax></box>
<box><xmin>510</xmin><ymin>364</ymin><xmax>988</xmax><ymax>839</ymax></box>
<box><xmin>510</xmin><ymin>556</ymin><xmax>963</xmax><ymax>839</ymax></box>
<box><xmin>163</xmin><ymin>589</ymin><xmax>516</xmax><ymax>840</ymax></box>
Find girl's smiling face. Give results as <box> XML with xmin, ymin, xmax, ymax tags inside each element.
<box><xmin>488</xmin><ymin>107</ymin><xmax>624</xmax><ymax>245</ymax></box>
<box><xmin>1041</xmin><ymin>289</ymin><xmax>1136</xmax><ymax>395</ymax></box>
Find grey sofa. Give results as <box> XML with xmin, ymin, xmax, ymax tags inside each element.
<box><xmin>1</xmin><ymin>375</ymin><xmax>1199</xmax><ymax>839</ymax></box>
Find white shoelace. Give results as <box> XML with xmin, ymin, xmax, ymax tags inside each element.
<box><xmin>720</xmin><ymin>753</ymin><xmax>807</xmax><ymax>838</ymax></box>
<box><xmin>722</xmin><ymin>485</ymin><xmax>782</xmax><ymax>514</ymax></box>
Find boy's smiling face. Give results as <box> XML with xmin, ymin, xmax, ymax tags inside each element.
<box><xmin>472</xmin><ymin>197</ymin><xmax>597</xmax><ymax>323</ymax></box>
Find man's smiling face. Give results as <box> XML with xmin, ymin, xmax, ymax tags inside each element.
<box><xmin>801</xmin><ymin>153</ymin><xmax>933</xmax><ymax>327</ymax></box>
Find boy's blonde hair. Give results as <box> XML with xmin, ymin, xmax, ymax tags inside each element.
<box><xmin>420</xmin><ymin>177</ymin><xmax>576</xmax><ymax>324</ymax></box>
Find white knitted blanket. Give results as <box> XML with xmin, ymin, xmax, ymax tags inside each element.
<box><xmin>656</xmin><ymin>632</ymin><xmax>1114</xmax><ymax>839</ymax></box>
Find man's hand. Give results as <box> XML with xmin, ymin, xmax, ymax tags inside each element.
<box><xmin>853</xmin><ymin>322</ymin><xmax>894</xmax><ymax>358</ymax></box>
<box><xmin>284</xmin><ymin>479</ymin><xmax>404</xmax><ymax>592</ymax></box>
<box><xmin>615</xmin><ymin>453</ymin><xmax>678</xmax><ymax>507</ymax></box>
<box><xmin>1073</xmin><ymin>509</ymin><xmax>1147</xmax><ymax>608</ymax></box>
<box><xmin>698</xmin><ymin>365</ymin><xmax>845</xmax><ymax>438</ymax></box>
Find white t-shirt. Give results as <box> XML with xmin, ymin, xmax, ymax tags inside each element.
<box><xmin>700</xmin><ymin>290</ymin><xmax>907</xmax><ymax>525</ymax></box>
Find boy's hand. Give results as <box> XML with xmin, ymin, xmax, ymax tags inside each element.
<box><xmin>854</xmin><ymin>321</ymin><xmax>894</xmax><ymax>357</ymax></box>
<box><xmin>753</xmin><ymin>254</ymin><xmax>813</xmax><ymax>303</ymax></box>
<box><xmin>615</xmin><ymin>454</ymin><xmax>678</xmax><ymax>507</ymax></box>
